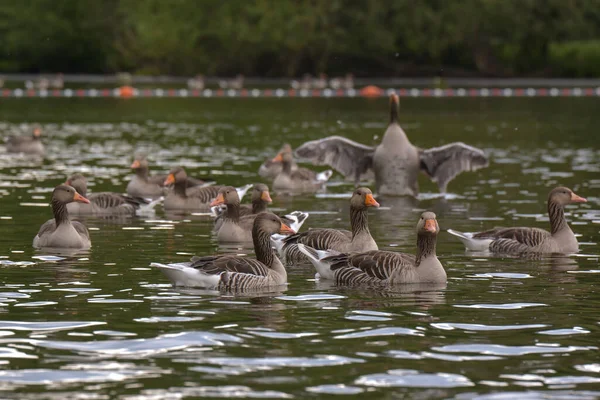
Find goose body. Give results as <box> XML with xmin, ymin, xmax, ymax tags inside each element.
<box><xmin>274</xmin><ymin>187</ymin><xmax>379</xmax><ymax>264</ymax></box>
<box><xmin>163</xmin><ymin>167</ymin><xmax>251</xmax><ymax>212</ymax></box>
<box><xmin>448</xmin><ymin>187</ymin><xmax>587</xmax><ymax>255</ymax></box>
<box><xmin>33</xmin><ymin>185</ymin><xmax>92</xmax><ymax>249</ymax></box>
<box><xmin>294</xmin><ymin>94</ymin><xmax>488</xmax><ymax>196</ymax></box>
<box><xmin>152</xmin><ymin>213</ymin><xmax>294</xmax><ymax>289</ymax></box>
<box><xmin>298</xmin><ymin>211</ymin><xmax>445</xmax><ymax>284</ymax></box>
<box><xmin>271</xmin><ymin>149</ymin><xmax>332</xmax><ymax>193</ymax></box>
<box><xmin>65</xmin><ymin>174</ymin><xmax>149</xmax><ymax>216</ymax></box>
<box><xmin>6</xmin><ymin>127</ymin><xmax>44</xmax><ymax>155</ymax></box>
<box><xmin>127</xmin><ymin>157</ymin><xmax>207</xmax><ymax>199</ymax></box>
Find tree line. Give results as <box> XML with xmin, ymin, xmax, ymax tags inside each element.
<box><xmin>1</xmin><ymin>0</ymin><xmax>600</xmax><ymax>77</ymax></box>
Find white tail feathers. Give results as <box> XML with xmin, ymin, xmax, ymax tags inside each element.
<box><xmin>151</xmin><ymin>262</ymin><xmax>221</xmax><ymax>288</ymax></box>
<box><xmin>296</xmin><ymin>244</ymin><xmax>336</xmax><ymax>280</ymax></box>
<box><xmin>447</xmin><ymin>229</ymin><xmax>492</xmax><ymax>251</ymax></box>
<box><xmin>236</xmin><ymin>184</ymin><xmax>253</xmax><ymax>201</ymax></box>
<box><xmin>283</xmin><ymin>211</ymin><xmax>309</xmax><ymax>232</ymax></box>
<box><xmin>136</xmin><ymin>197</ymin><xmax>163</xmax><ymax>216</ymax></box>
<box><xmin>316</xmin><ymin>170</ymin><xmax>333</xmax><ymax>183</ymax></box>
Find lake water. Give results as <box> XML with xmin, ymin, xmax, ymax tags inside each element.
<box><xmin>0</xmin><ymin>98</ymin><xmax>599</xmax><ymax>399</ymax></box>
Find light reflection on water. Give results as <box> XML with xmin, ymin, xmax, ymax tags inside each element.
<box><xmin>0</xmin><ymin>98</ymin><xmax>598</xmax><ymax>398</ymax></box>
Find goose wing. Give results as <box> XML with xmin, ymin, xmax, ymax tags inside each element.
<box><xmin>295</xmin><ymin>136</ymin><xmax>375</xmax><ymax>183</ymax></box>
<box><xmin>186</xmin><ymin>185</ymin><xmax>222</xmax><ymax>203</ymax></box>
<box><xmin>332</xmin><ymin>250</ymin><xmax>415</xmax><ymax>280</ymax></box>
<box><xmin>474</xmin><ymin>227</ymin><xmax>551</xmax><ymax>249</ymax></box>
<box><xmin>36</xmin><ymin>219</ymin><xmax>57</xmax><ymax>237</ymax></box>
<box><xmin>284</xmin><ymin>228</ymin><xmax>351</xmax><ymax>250</ymax></box>
<box><xmin>290</xmin><ymin>167</ymin><xmax>316</xmax><ymax>181</ymax></box>
<box><xmin>419</xmin><ymin>142</ymin><xmax>488</xmax><ymax>193</ymax></box>
<box><xmin>189</xmin><ymin>255</ymin><xmax>270</xmax><ymax>277</ymax></box>
<box><xmin>72</xmin><ymin>221</ymin><xmax>91</xmax><ymax>240</ymax></box>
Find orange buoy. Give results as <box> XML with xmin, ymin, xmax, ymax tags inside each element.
<box><xmin>119</xmin><ymin>86</ymin><xmax>134</xmax><ymax>98</ymax></box>
<box><xmin>360</xmin><ymin>85</ymin><xmax>383</xmax><ymax>98</ymax></box>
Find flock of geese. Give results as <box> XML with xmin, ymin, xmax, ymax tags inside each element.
<box><xmin>4</xmin><ymin>94</ymin><xmax>588</xmax><ymax>291</ymax></box>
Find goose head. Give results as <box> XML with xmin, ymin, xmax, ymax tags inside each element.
<box><xmin>53</xmin><ymin>184</ymin><xmax>90</xmax><ymax>205</ymax></box>
<box><xmin>549</xmin><ymin>187</ymin><xmax>587</xmax><ymax>205</ymax></box>
<box><xmin>351</xmin><ymin>187</ymin><xmax>379</xmax><ymax>209</ymax></box>
<box><xmin>210</xmin><ymin>186</ymin><xmax>240</xmax><ymax>207</ymax></box>
<box><xmin>164</xmin><ymin>167</ymin><xmax>187</xmax><ymax>186</ymax></box>
<box><xmin>254</xmin><ymin>212</ymin><xmax>295</xmax><ymax>235</ymax></box>
<box><xmin>417</xmin><ymin>211</ymin><xmax>439</xmax><ymax>236</ymax></box>
<box><xmin>252</xmin><ymin>183</ymin><xmax>272</xmax><ymax>204</ymax></box>
<box><xmin>64</xmin><ymin>174</ymin><xmax>87</xmax><ymax>197</ymax></box>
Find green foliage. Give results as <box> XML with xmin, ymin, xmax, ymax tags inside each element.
<box><xmin>0</xmin><ymin>0</ymin><xmax>599</xmax><ymax>77</ymax></box>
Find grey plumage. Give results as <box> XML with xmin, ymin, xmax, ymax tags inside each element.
<box><xmin>448</xmin><ymin>187</ymin><xmax>587</xmax><ymax>255</ymax></box>
<box><xmin>294</xmin><ymin>94</ymin><xmax>488</xmax><ymax>196</ymax></box>
<box><xmin>298</xmin><ymin>211</ymin><xmax>445</xmax><ymax>285</ymax></box>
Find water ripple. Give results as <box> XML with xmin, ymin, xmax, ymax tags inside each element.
<box><xmin>355</xmin><ymin>369</ymin><xmax>474</xmax><ymax>388</ymax></box>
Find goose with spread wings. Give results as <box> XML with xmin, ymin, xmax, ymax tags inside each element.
<box><xmin>294</xmin><ymin>94</ymin><xmax>488</xmax><ymax>196</ymax></box>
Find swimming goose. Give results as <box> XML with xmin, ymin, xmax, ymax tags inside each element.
<box><xmin>272</xmin><ymin>149</ymin><xmax>332</xmax><ymax>193</ymax></box>
<box><xmin>65</xmin><ymin>174</ymin><xmax>149</xmax><ymax>216</ymax></box>
<box><xmin>152</xmin><ymin>213</ymin><xmax>295</xmax><ymax>289</ymax></box>
<box><xmin>33</xmin><ymin>185</ymin><xmax>92</xmax><ymax>249</ymax></box>
<box><xmin>213</xmin><ymin>183</ymin><xmax>272</xmax><ymax>232</ymax></box>
<box><xmin>127</xmin><ymin>156</ymin><xmax>207</xmax><ymax>198</ymax></box>
<box><xmin>448</xmin><ymin>187</ymin><xmax>587</xmax><ymax>254</ymax></box>
<box><xmin>298</xmin><ymin>211</ymin><xmax>445</xmax><ymax>284</ymax></box>
<box><xmin>6</xmin><ymin>127</ymin><xmax>44</xmax><ymax>155</ymax></box>
<box><xmin>294</xmin><ymin>94</ymin><xmax>488</xmax><ymax>196</ymax></box>
<box><xmin>163</xmin><ymin>167</ymin><xmax>251</xmax><ymax>212</ymax></box>
<box><xmin>258</xmin><ymin>144</ymin><xmax>298</xmax><ymax>179</ymax></box>
<box><xmin>274</xmin><ymin>187</ymin><xmax>379</xmax><ymax>264</ymax></box>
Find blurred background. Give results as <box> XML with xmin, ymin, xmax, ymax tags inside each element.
<box><xmin>1</xmin><ymin>0</ymin><xmax>600</xmax><ymax>80</ymax></box>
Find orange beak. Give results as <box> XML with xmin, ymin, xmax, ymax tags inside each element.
<box><xmin>210</xmin><ymin>193</ymin><xmax>225</xmax><ymax>207</ymax></box>
<box><xmin>272</xmin><ymin>153</ymin><xmax>284</xmax><ymax>163</ymax></box>
<box><xmin>130</xmin><ymin>160</ymin><xmax>141</xmax><ymax>169</ymax></box>
<box><xmin>261</xmin><ymin>191</ymin><xmax>273</xmax><ymax>203</ymax></box>
<box><xmin>390</xmin><ymin>93</ymin><xmax>399</xmax><ymax>105</ymax></box>
<box><xmin>364</xmin><ymin>193</ymin><xmax>380</xmax><ymax>207</ymax></box>
<box><xmin>163</xmin><ymin>173</ymin><xmax>175</xmax><ymax>186</ymax></box>
<box><xmin>571</xmin><ymin>192</ymin><xmax>587</xmax><ymax>203</ymax></box>
<box><xmin>73</xmin><ymin>192</ymin><xmax>90</xmax><ymax>204</ymax></box>
<box><xmin>424</xmin><ymin>219</ymin><xmax>437</xmax><ymax>233</ymax></box>
<box><xmin>279</xmin><ymin>222</ymin><xmax>295</xmax><ymax>235</ymax></box>
<box><xmin>33</xmin><ymin>128</ymin><xmax>42</xmax><ymax>137</ymax></box>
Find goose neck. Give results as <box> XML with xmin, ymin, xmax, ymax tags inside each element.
<box><xmin>253</xmin><ymin>227</ymin><xmax>275</xmax><ymax>267</ymax></box>
<box><xmin>548</xmin><ymin>199</ymin><xmax>567</xmax><ymax>235</ymax></box>
<box><xmin>415</xmin><ymin>233</ymin><xmax>437</xmax><ymax>266</ymax></box>
<box><xmin>173</xmin><ymin>180</ymin><xmax>188</xmax><ymax>197</ymax></box>
<box><xmin>51</xmin><ymin>199</ymin><xmax>70</xmax><ymax>227</ymax></box>
<box><xmin>350</xmin><ymin>205</ymin><xmax>370</xmax><ymax>239</ymax></box>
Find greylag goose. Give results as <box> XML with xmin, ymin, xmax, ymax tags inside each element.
<box><xmin>127</xmin><ymin>156</ymin><xmax>207</xmax><ymax>198</ymax></box>
<box><xmin>298</xmin><ymin>211</ymin><xmax>445</xmax><ymax>284</ymax></box>
<box><xmin>294</xmin><ymin>94</ymin><xmax>488</xmax><ymax>196</ymax></box>
<box><xmin>272</xmin><ymin>149</ymin><xmax>332</xmax><ymax>193</ymax></box>
<box><xmin>273</xmin><ymin>187</ymin><xmax>379</xmax><ymax>264</ymax></box>
<box><xmin>258</xmin><ymin>144</ymin><xmax>298</xmax><ymax>179</ymax></box>
<box><xmin>163</xmin><ymin>167</ymin><xmax>251</xmax><ymax>212</ymax></box>
<box><xmin>448</xmin><ymin>187</ymin><xmax>587</xmax><ymax>254</ymax></box>
<box><xmin>213</xmin><ymin>183</ymin><xmax>272</xmax><ymax>232</ymax></box>
<box><xmin>33</xmin><ymin>185</ymin><xmax>92</xmax><ymax>249</ymax></box>
<box><xmin>152</xmin><ymin>213</ymin><xmax>295</xmax><ymax>289</ymax></box>
<box><xmin>65</xmin><ymin>174</ymin><xmax>150</xmax><ymax>216</ymax></box>
<box><xmin>6</xmin><ymin>127</ymin><xmax>44</xmax><ymax>155</ymax></box>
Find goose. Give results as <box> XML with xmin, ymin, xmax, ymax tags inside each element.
<box><xmin>65</xmin><ymin>174</ymin><xmax>150</xmax><ymax>216</ymax></box>
<box><xmin>448</xmin><ymin>187</ymin><xmax>587</xmax><ymax>254</ymax></box>
<box><xmin>6</xmin><ymin>127</ymin><xmax>44</xmax><ymax>155</ymax></box>
<box><xmin>163</xmin><ymin>167</ymin><xmax>251</xmax><ymax>212</ymax></box>
<box><xmin>213</xmin><ymin>183</ymin><xmax>272</xmax><ymax>232</ymax></box>
<box><xmin>127</xmin><ymin>156</ymin><xmax>207</xmax><ymax>198</ymax></box>
<box><xmin>272</xmin><ymin>148</ymin><xmax>332</xmax><ymax>193</ymax></box>
<box><xmin>258</xmin><ymin>144</ymin><xmax>299</xmax><ymax>179</ymax></box>
<box><xmin>294</xmin><ymin>94</ymin><xmax>489</xmax><ymax>196</ymax></box>
<box><xmin>152</xmin><ymin>213</ymin><xmax>295</xmax><ymax>289</ymax></box>
<box><xmin>33</xmin><ymin>185</ymin><xmax>92</xmax><ymax>249</ymax></box>
<box><xmin>273</xmin><ymin>187</ymin><xmax>379</xmax><ymax>264</ymax></box>
<box><xmin>298</xmin><ymin>211</ymin><xmax>445</xmax><ymax>284</ymax></box>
